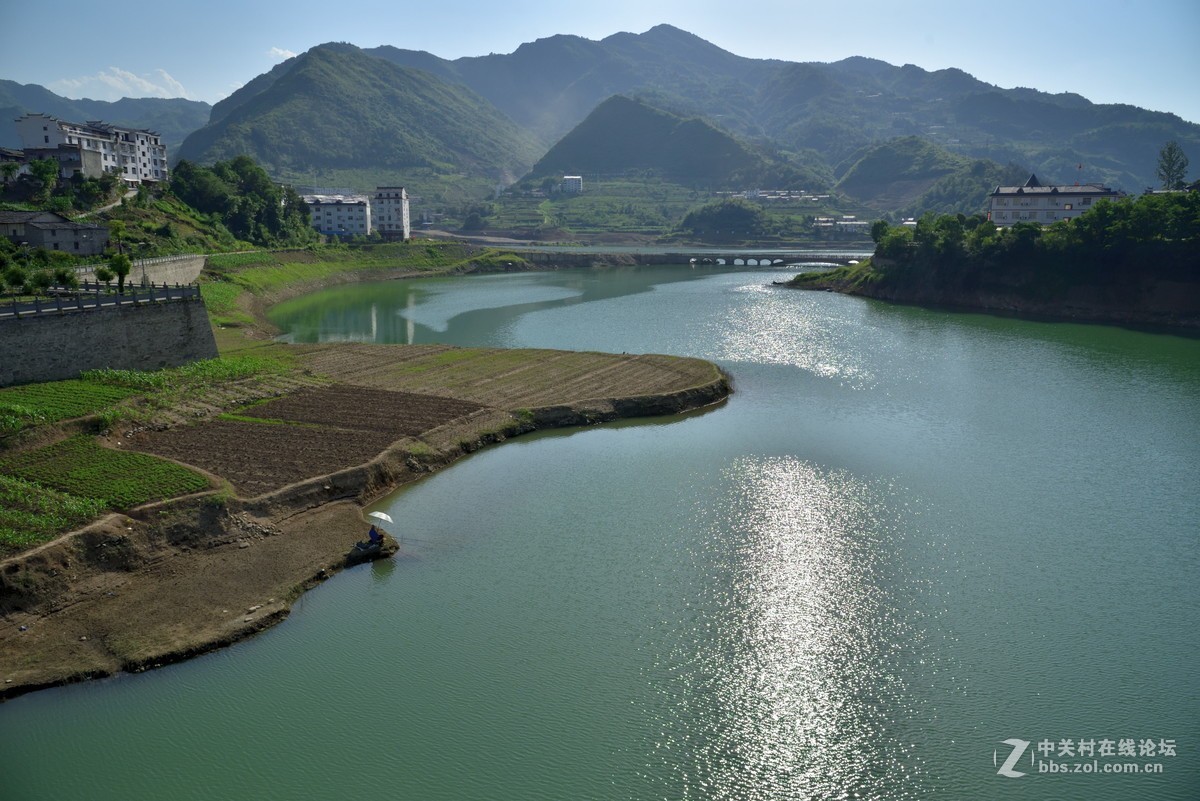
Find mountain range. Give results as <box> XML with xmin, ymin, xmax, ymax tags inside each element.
<box><xmin>10</xmin><ymin>25</ymin><xmax>1200</xmax><ymax>214</ymax></box>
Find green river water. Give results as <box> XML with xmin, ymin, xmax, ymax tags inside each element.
<box><xmin>1</xmin><ymin>264</ymin><xmax>1197</xmax><ymax>800</ymax></box>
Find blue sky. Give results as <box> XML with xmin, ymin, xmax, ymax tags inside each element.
<box><xmin>2</xmin><ymin>0</ymin><xmax>1198</xmax><ymax>123</ymax></box>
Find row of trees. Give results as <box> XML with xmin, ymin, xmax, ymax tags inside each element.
<box><xmin>869</xmin><ymin>190</ymin><xmax>1200</xmax><ymax>297</ymax></box>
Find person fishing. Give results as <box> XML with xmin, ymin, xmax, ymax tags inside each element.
<box><xmin>367</xmin><ymin>524</ymin><xmax>383</xmax><ymax>545</ymax></box>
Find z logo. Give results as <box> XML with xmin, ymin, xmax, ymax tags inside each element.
<box><xmin>995</xmin><ymin>739</ymin><xmax>1031</xmax><ymax>778</ymax></box>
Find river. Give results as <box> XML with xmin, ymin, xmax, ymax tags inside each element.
<box><xmin>1</xmin><ymin>264</ymin><xmax>1196</xmax><ymax>799</ymax></box>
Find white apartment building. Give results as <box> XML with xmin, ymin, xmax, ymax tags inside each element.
<box><xmin>561</xmin><ymin>175</ymin><xmax>583</xmax><ymax>194</ymax></box>
<box><xmin>372</xmin><ymin>186</ymin><xmax>410</xmax><ymax>240</ymax></box>
<box><xmin>988</xmin><ymin>174</ymin><xmax>1123</xmax><ymax>226</ymax></box>
<box><xmin>303</xmin><ymin>194</ymin><xmax>372</xmax><ymax>237</ymax></box>
<box><xmin>15</xmin><ymin>113</ymin><xmax>169</xmax><ymax>186</ymax></box>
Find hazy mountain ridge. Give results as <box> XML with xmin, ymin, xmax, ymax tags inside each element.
<box><xmin>367</xmin><ymin>24</ymin><xmax>1200</xmax><ymax>192</ymax></box>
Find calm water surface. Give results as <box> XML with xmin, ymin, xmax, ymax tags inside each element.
<box><xmin>1</xmin><ymin>265</ymin><xmax>1197</xmax><ymax>800</ymax></box>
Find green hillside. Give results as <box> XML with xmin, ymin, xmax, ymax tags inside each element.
<box><xmin>177</xmin><ymin>44</ymin><xmax>542</xmax><ymax>199</ymax></box>
<box><xmin>835</xmin><ymin>136</ymin><xmax>1031</xmax><ymax>216</ymax></box>
<box><xmin>526</xmin><ymin>95</ymin><xmax>822</xmax><ymax>189</ymax></box>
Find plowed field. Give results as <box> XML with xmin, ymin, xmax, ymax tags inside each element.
<box><xmin>127</xmin><ymin>385</ymin><xmax>487</xmax><ymax>497</ymax></box>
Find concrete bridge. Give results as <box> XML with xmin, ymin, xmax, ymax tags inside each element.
<box><xmin>516</xmin><ymin>250</ymin><xmax>866</xmax><ymax>269</ymax></box>
<box><xmin>684</xmin><ymin>252</ymin><xmax>863</xmax><ymax>267</ymax></box>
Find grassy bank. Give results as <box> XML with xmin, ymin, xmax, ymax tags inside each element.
<box><xmin>786</xmin><ymin>259</ymin><xmax>882</xmax><ymax>292</ymax></box>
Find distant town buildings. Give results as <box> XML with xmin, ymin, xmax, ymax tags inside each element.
<box><xmin>812</xmin><ymin>215</ymin><xmax>871</xmax><ymax>234</ymax></box>
<box><xmin>14</xmin><ymin>113</ymin><xmax>169</xmax><ymax>186</ymax></box>
<box><xmin>0</xmin><ymin>210</ymin><xmax>109</xmax><ymax>256</ymax></box>
<box><xmin>560</xmin><ymin>175</ymin><xmax>583</xmax><ymax>194</ymax></box>
<box><xmin>372</xmin><ymin>186</ymin><xmax>410</xmax><ymax>240</ymax></box>
<box><xmin>988</xmin><ymin>174</ymin><xmax>1123</xmax><ymax>227</ymax></box>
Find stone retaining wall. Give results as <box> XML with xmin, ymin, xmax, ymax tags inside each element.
<box><xmin>0</xmin><ymin>299</ymin><xmax>218</xmax><ymax>386</ymax></box>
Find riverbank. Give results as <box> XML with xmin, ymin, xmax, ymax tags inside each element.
<box><xmin>786</xmin><ymin>260</ymin><xmax>1200</xmax><ymax>330</ymax></box>
<box><xmin>0</xmin><ymin>259</ymin><xmax>732</xmax><ymax>699</ymax></box>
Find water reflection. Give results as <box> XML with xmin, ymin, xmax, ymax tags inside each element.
<box><xmin>662</xmin><ymin>456</ymin><xmax>929</xmax><ymax>799</ymax></box>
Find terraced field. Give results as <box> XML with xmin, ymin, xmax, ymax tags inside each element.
<box><xmin>289</xmin><ymin>343</ymin><xmax>723</xmax><ymax>408</ymax></box>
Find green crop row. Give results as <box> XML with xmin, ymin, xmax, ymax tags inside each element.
<box><xmin>0</xmin><ymin>436</ymin><xmax>209</xmax><ymax>509</ymax></box>
<box><xmin>0</xmin><ymin>380</ymin><xmax>139</xmax><ymax>435</ymax></box>
<box><xmin>0</xmin><ymin>474</ymin><xmax>107</xmax><ymax>554</ymax></box>
<box><xmin>81</xmin><ymin>355</ymin><xmax>290</xmax><ymax>392</ymax></box>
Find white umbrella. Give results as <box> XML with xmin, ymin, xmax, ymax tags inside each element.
<box><xmin>368</xmin><ymin>511</ymin><xmax>394</xmax><ymax>525</ymax></box>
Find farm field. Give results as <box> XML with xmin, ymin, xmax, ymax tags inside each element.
<box><xmin>288</xmin><ymin>343</ymin><xmax>724</xmax><ymax>409</ymax></box>
<box><xmin>0</xmin><ymin>380</ymin><xmax>138</xmax><ymax>435</ymax></box>
<box><xmin>126</xmin><ymin>385</ymin><xmax>488</xmax><ymax>496</ymax></box>
<box><xmin>0</xmin><ymin>436</ymin><xmax>210</xmax><ymax>511</ymax></box>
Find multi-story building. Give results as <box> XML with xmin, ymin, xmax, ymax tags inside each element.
<box><xmin>14</xmin><ymin>113</ymin><xmax>169</xmax><ymax>186</ymax></box>
<box><xmin>372</xmin><ymin>186</ymin><xmax>410</xmax><ymax>240</ymax></box>
<box><xmin>560</xmin><ymin>175</ymin><xmax>583</xmax><ymax>194</ymax></box>
<box><xmin>988</xmin><ymin>174</ymin><xmax>1123</xmax><ymax>226</ymax></box>
<box><xmin>303</xmin><ymin>194</ymin><xmax>372</xmax><ymax>237</ymax></box>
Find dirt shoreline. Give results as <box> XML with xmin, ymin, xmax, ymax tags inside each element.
<box><xmin>0</xmin><ymin>269</ymin><xmax>732</xmax><ymax>701</ymax></box>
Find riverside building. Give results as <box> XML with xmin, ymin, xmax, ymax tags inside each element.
<box><xmin>303</xmin><ymin>193</ymin><xmax>372</xmax><ymax>237</ymax></box>
<box><xmin>988</xmin><ymin>174</ymin><xmax>1123</xmax><ymax>226</ymax></box>
<box><xmin>372</xmin><ymin>187</ymin><xmax>410</xmax><ymax>240</ymax></box>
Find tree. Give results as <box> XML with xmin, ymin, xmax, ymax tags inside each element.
<box><xmin>108</xmin><ymin>253</ymin><xmax>132</xmax><ymax>294</ymax></box>
<box><xmin>107</xmin><ymin>220</ymin><xmax>127</xmax><ymax>253</ymax></box>
<box><xmin>28</xmin><ymin>159</ymin><xmax>60</xmax><ymax>205</ymax></box>
<box><xmin>870</xmin><ymin>219</ymin><xmax>891</xmax><ymax>243</ymax></box>
<box><xmin>29</xmin><ymin>269</ymin><xmax>54</xmax><ymax>296</ymax></box>
<box><xmin>0</xmin><ymin>162</ymin><xmax>18</xmax><ymax>185</ymax></box>
<box><xmin>1157</xmin><ymin>141</ymin><xmax>1190</xmax><ymax>190</ymax></box>
<box><xmin>94</xmin><ymin>266</ymin><xmax>114</xmax><ymax>288</ymax></box>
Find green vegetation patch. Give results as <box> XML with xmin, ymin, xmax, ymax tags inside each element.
<box><xmin>0</xmin><ymin>436</ymin><xmax>209</xmax><ymax>509</ymax></box>
<box><xmin>81</xmin><ymin>355</ymin><xmax>291</xmax><ymax>392</ymax></box>
<box><xmin>0</xmin><ymin>475</ymin><xmax>107</xmax><ymax>555</ymax></box>
<box><xmin>0</xmin><ymin>380</ymin><xmax>139</xmax><ymax>435</ymax></box>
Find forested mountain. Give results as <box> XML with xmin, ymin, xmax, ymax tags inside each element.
<box><xmin>0</xmin><ymin>80</ymin><xmax>211</xmax><ymax>156</ymax></box>
<box><xmin>177</xmin><ymin>44</ymin><xmax>542</xmax><ymax>196</ymax></box>
<box><xmin>526</xmin><ymin>96</ymin><xmax>823</xmax><ymax>189</ymax></box>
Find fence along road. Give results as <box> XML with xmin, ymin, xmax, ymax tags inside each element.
<box><xmin>0</xmin><ymin>282</ymin><xmax>202</xmax><ymax>320</ymax></box>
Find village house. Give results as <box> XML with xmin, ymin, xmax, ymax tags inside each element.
<box><xmin>0</xmin><ymin>210</ymin><xmax>109</xmax><ymax>256</ymax></box>
<box><xmin>372</xmin><ymin>186</ymin><xmax>410</xmax><ymax>240</ymax></box>
<box><xmin>14</xmin><ymin>113</ymin><xmax>169</xmax><ymax>186</ymax></box>
<box><xmin>303</xmin><ymin>193</ymin><xmax>372</xmax><ymax>237</ymax></box>
<box><xmin>988</xmin><ymin>174</ymin><xmax>1123</xmax><ymax>226</ymax></box>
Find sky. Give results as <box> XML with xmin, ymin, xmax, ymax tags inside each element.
<box><xmin>2</xmin><ymin>0</ymin><xmax>1198</xmax><ymax>124</ymax></box>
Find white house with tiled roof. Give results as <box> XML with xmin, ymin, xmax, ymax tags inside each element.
<box><xmin>988</xmin><ymin>174</ymin><xmax>1124</xmax><ymax>226</ymax></box>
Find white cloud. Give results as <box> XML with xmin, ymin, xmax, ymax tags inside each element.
<box><xmin>50</xmin><ymin>67</ymin><xmax>190</xmax><ymax>101</ymax></box>
<box><xmin>268</xmin><ymin>47</ymin><xmax>297</xmax><ymax>60</ymax></box>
